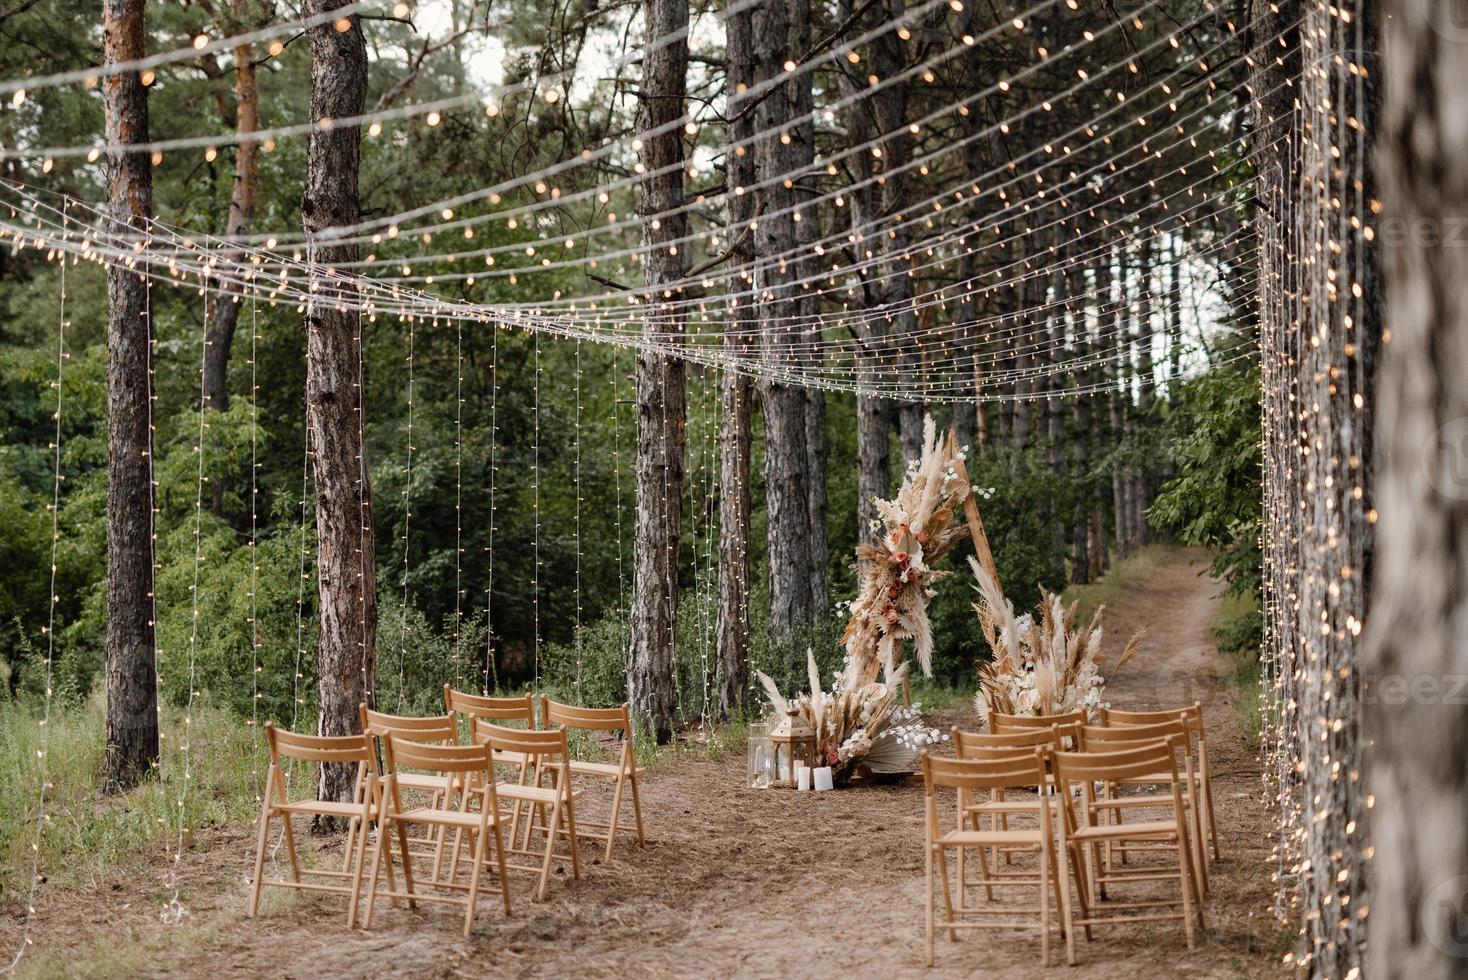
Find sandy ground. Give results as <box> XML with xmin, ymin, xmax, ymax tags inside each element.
<box><xmin>3</xmin><ymin>547</ymin><xmax>1289</xmax><ymax>978</ymax></box>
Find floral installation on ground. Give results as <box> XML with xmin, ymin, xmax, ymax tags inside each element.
<box><xmin>969</xmin><ymin>556</ymin><xmax>1144</xmax><ymax>725</ymax></box>
<box><xmin>842</xmin><ymin>415</ymin><xmax>972</xmax><ymax>688</ymax></box>
<box><xmin>756</xmin><ymin>649</ymin><xmax>947</xmax><ymax>784</ymax></box>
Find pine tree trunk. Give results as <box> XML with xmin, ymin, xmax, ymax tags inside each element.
<box><xmin>1069</xmin><ymin>266</ymin><xmax>1091</xmax><ymax>585</ymax></box>
<box><xmin>716</xmin><ymin>0</ymin><xmax>755</xmax><ymax>719</ymax></box>
<box><xmin>840</xmin><ymin>0</ymin><xmax>891</xmax><ymax>562</ymax></box>
<box><xmin>301</xmin><ymin>0</ymin><xmax>374</xmax><ymax>808</ymax></box>
<box><xmin>1368</xmin><ymin>2</ymin><xmax>1468</xmax><ymax>974</ymax></box>
<box><xmin>102</xmin><ymin>0</ymin><xmax>159</xmax><ymax>793</ymax></box>
<box><xmin>629</xmin><ymin>0</ymin><xmax>688</xmax><ymax>742</ymax></box>
<box><xmin>202</xmin><ymin>35</ymin><xmax>260</xmax><ymax>415</ymax></box>
<box><xmin>754</xmin><ymin>0</ymin><xmax>813</xmax><ymax>645</ymax></box>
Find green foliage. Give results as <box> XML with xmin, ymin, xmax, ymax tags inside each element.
<box><xmin>1149</xmin><ymin>361</ymin><xmax>1263</xmax><ymax>657</ymax></box>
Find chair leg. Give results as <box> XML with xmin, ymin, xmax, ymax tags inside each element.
<box><xmin>925</xmin><ymin>842</ymin><xmax>935</xmax><ymax>968</ymax></box>
<box><xmin>935</xmin><ymin>847</ymin><xmax>959</xmax><ymax>943</ymax></box>
<box><xmin>463</xmin><ymin>820</ymin><xmax>488</xmax><ymax>939</ymax></box>
<box><xmin>1039</xmin><ymin>841</ymin><xmax>1051</xmax><ymax>968</ymax></box>
<box><xmin>604</xmin><ymin>772</ymin><xmax>627</xmax><ymax>862</ymax></box>
<box><xmin>363</xmin><ymin>818</ymin><xmax>388</xmax><ymax>929</ymax></box>
<box><xmin>627</xmin><ymin>767</ymin><xmax>646</xmax><ymax>847</ymax></box>
<box><xmin>492</xmin><ymin>818</ymin><xmax>512</xmax><ymax>916</ymax></box>
<box><xmin>279</xmin><ymin>811</ymin><xmax>303</xmax><ymax>883</ymax></box>
<box><xmin>395</xmin><ymin>818</ymin><xmax>418</xmax><ymax>910</ymax></box>
<box><xmin>562</xmin><ymin>787</ymin><xmax>583</xmax><ymax>881</ymax></box>
<box><xmin>1057</xmin><ymin>836</ymin><xmax>1078</xmax><ymax>966</ymax></box>
<box><xmin>1203</xmin><ymin>773</ymin><xmax>1221</xmax><ymax>861</ymax></box>
<box><xmin>1178</xmin><ymin>829</ymin><xmax>1198</xmax><ymax>951</ymax></box>
<box><xmin>535</xmin><ymin>800</ymin><xmax>561</xmax><ymax>901</ymax></box>
<box><xmin>248</xmin><ymin>805</ymin><xmax>272</xmax><ymax>916</ymax></box>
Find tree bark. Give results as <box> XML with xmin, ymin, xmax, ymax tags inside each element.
<box><xmin>753</xmin><ymin>0</ymin><xmax>814</xmax><ymax>645</ymax></box>
<box><xmin>1368</xmin><ymin>3</ymin><xmax>1468</xmax><ymax>977</ymax></box>
<box><xmin>841</xmin><ymin>0</ymin><xmax>891</xmax><ymax>563</ymax></box>
<box><xmin>628</xmin><ymin>0</ymin><xmax>688</xmax><ymax>742</ymax></box>
<box><xmin>102</xmin><ymin>0</ymin><xmax>159</xmax><ymax>793</ymax></box>
<box><xmin>1069</xmin><ymin>265</ymin><xmax>1091</xmax><ymax>585</ymax></box>
<box><xmin>302</xmin><ymin>0</ymin><xmax>374</xmax><ymax>808</ymax></box>
<box><xmin>716</xmin><ymin>0</ymin><xmax>754</xmax><ymax>719</ymax></box>
<box><xmin>202</xmin><ymin>32</ymin><xmax>260</xmax><ymax>416</ymax></box>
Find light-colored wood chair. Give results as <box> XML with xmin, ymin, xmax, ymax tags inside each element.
<box><xmin>1051</xmin><ymin>739</ymin><xmax>1204</xmax><ymax>965</ymax></box>
<box><xmin>1100</xmin><ymin>703</ymin><xmax>1219</xmax><ymax>862</ymax></box>
<box><xmin>364</xmin><ymin>735</ymin><xmax>512</xmax><ymax>938</ymax></box>
<box><xmin>989</xmin><ymin>709</ymin><xmax>1087</xmax><ymax>740</ymax></box>
<box><xmin>475</xmin><ymin>720</ymin><xmax>584</xmax><ymax>901</ymax></box>
<box><xmin>540</xmin><ymin>696</ymin><xmax>645</xmax><ymax>861</ymax></box>
<box><xmin>359</xmin><ymin>705</ymin><xmax>463</xmax><ymax>869</ymax></box>
<box><xmin>444</xmin><ymin>685</ymin><xmax>537</xmax><ymax>771</ymax></box>
<box><xmin>248</xmin><ymin>723</ymin><xmax>385</xmax><ymax>927</ymax></box>
<box><xmin>920</xmin><ymin>749</ymin><xmax>1063</xmax><ymax>967</ymax></box>
<box><xmin>951</xmin><ymin>723</ymin><xmax>1076</xmax><ymax>892</ymax></box>
<box><xmin>1079</xmin><ymin>719</ymin><xmax>1208</xmax><ymax>898</ymax></box>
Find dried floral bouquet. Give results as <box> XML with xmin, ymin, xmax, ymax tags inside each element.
<box><xmin>842</xmin><ymin>416</ymin><xmax>972</xmax><ymax>688</ymax></box>
<box><xmin>970</xmin><ymin>556</ymin><xmax>1144</xmax><ymax>725</ymax></box>
<box><xmin>757</xmin><ymin>650</ymin><xmax>945</xmax><ymax>785</ymax></box>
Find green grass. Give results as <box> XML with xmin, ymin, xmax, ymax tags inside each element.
<box><xmin>0</xmin><ymin>691</ymin><xmax>263</xmax><ymax>897</ymax></box>
<box><xmin>1061</xmin><ymin>543</ymin><xmax>1188</xmax><ymax>621</ymax></box>
<box><xmin>1214</xmin><ymin>589</ymin><xmax>1264</xmax><ymax>749</ymax></box>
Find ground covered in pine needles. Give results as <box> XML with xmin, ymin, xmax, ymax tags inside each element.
<box><xmin>2</xmin><ymin>547</ymin><xmax>1289</xmax><ymax>978</ymax></box>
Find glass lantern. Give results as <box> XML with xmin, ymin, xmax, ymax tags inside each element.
<box><xmin>746</xmin><ymin>722</ymin><xmax>772</xmax><ymax>789</ymax></box>
<box><xmin>769</xmin><ymin>707</ymin><xmax>816</xmax><ymax>787</ymax></box>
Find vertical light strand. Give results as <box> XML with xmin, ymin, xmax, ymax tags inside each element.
<box><xmin>355</xmin><ymin>306</ymin><xmax>370</xmax><ymax>706</ymax></box>
<box><xmin>484</xmin><ymin>320</ymin><xmax>499</xmax><ymax>694</ymax></box>
<box><xmin>396</xmin><ymin>310</ymin><xmax>417</xmax><ymax>710</ymax></box>
<box><xmin>574</xmin><ymin>338</ymin><xmax>582</xmax><ymax>703</ymax></box>
<box><xmin>453</xmin><ymin>315</ymin><xmax>464</xmax><ymax>690</ymax></box>
<box><xmin>165</xmin><ymin>266</ymin><xmax>211</xmax><ymax>925</ymax></box>
<box><xmin>248</xmin><ymin>285</ymin><xmax>261</xmax><ymax>801</ymax></box>
<box><xmin>532</xmin><ymin>325</ymin><xmax>541</xmax><ymax>692</ymax></box>
<box><xmin>4</xmin><ymin>204</ymin><xmax>68</xmax><ymax>975</ymax></box>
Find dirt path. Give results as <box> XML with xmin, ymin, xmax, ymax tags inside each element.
<box><xmin>6</xmin><ymin>547</ymin><xmax>1288</xmax><ymax>979</ymax></box>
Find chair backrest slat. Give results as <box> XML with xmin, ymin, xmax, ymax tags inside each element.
<box><xmin>266</xmin><ymin>723</ymin><xmax>372</xmax><ymax>764</ymax></box>
<box><xmin>953</xmin><ymin>722</ymin><xmax>1079</xmax><ymax>758</ymax></box>
<box><xmin>989</xmin><ymin>709</ymin><xmax>1088</xmax><ymax>733</ymax></box>
<box><xmin>1053</xmin><ymin>739</ymin><xmax>1180</xmax><ymax>784</ymax></box>
<box><xmin>383</xmin><ymin>734</ymin><xmax>494</xmax><ymax>775</ymax></box>
<box><xmin>922</xmin><ymin>749</ymin><xmax>1049</xmax><ymax>792</ymax></box>
<box><xmin>540</xmin><ymin>696</ymin><xmax>632</xmax><ymax>733</ymax></box>
<box><xmin>475</xmin><ymin>719</ymin><xmax>570</xmax><ymax>761</ymax></box>
<box><xmin>1080</xmin><ymin>718</ymin><xmax>1189</xmax><ymax>751</ymax></box>
<box><xmin>359</xmin><ymin>705</ymin><xmax>458</xmax><ymax>744</ymax></box>
<box><xmin>444</xmin><ymin>685</ymin><xmax>537</xmax><ymax>726</ymax></box>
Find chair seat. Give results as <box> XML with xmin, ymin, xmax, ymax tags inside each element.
<box><xmin>1072</xmin><ymin>820</ymin><xmax>1179</xmax><ymax>841</ymax></box>
<box><xmin>568</xmin><ymin>759</ymin><xmax>635</xmax><ymax>778</ymax></box>
<box><xmin>497</xmin><ymin>783</ymin><xmax>583</xmax><ymax>804</ymax></box>
<box><xmin>1114</xmin><ymin>771</ymin><xmax>1202</xmax><ymax>786</ymax></box>
<box><xmin>393</xmin><ymin>806</ymin><xmax>502</xmax><ymax>828</ymax></box>
<box><xmin>394</xmin><ymin>772</ymin><xmax>453</xmax><ymax>793</ymax></box>
<box><xmin>274</xmin><ymin>799</ymin><xmax>372</xmax><ymax>818</ymax></box>
<box><xmin>1091</xmin><ymin>791</ymin><xmax>1180</xmax><ymax>810</ymax></box>
<box><xmin>938</xmin><ymin>828</ymin><xmax>1045</xmax><ymax>847</ymax></box>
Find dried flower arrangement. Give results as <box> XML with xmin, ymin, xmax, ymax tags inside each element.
<box><xmin>969</xmin><ymin>556</ymin><xmax>1144</xmax><ymax>725</ymax></box>
<box><xmin>843</xmin><ymin>416</ymin><xmax>972</xmax><ymax>688</ymax></box>
<box><xmin>756</xmin><ymin>650</ymin><xmax>946</xmax><ymax>785</ymax></box>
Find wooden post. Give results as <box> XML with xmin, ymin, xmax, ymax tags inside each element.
<box><xmin>948</xmin><ymin>428</ymin><xmax>1001</xmax><ymax>596</ymax></box>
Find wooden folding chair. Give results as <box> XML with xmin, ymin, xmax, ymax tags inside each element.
<box><xmin>989</xmin><ymin>709</ymin><xmax>1087</xmax><ymax>739</ymax></box>
<box><xmin>951</xmin><ymin>723</ymin><xmax>1077</xmax><ymax>890</ymax></box>
<box><xmin>248</xmin><ymin>723</ymin><xmax>385</xmax><ymax>927</ymax></box>
<box><xmin>1100</xmin><ymin>703</ymin><xmax>1219</xmax><ymax>862</ymax></box>
<box><xmin>1079</xmin><ymin>719</ymin><xmax>1208</xmax><ymax>898</ymax></box>
<box><xmin>1051</xmin><ymin>739</ymin><xmax>1204</xmax><ymax>965</ymax></box>
<box><xmin>359</xmin><ymin>705</ymin><xmax>460</xmax><ymax>864</ymax></box>
<box><xmin>920</xmin><ymin>749</ymin><xmax>1064</xmax><ymax>967</ymax></box>
<box><xmin>364</xmin><ymin>735</ymin><xmax>512</xmax><ymax>938</ymax></box>
<box><xmin>475</xmin><ymin>720</ymin><xmax>584</xmax><ymax>901</ymax></box>
<box><xmin>444</xmin><ymin>685</ymin><xmax>537</xmax><ymax>772</ymax></box>
<box><xmin>540</xmin><ymin>697</ymin><xmax>645</xmax><ymax>861</ymax></box>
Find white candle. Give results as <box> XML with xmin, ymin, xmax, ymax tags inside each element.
<box><xmin>778</xmin><ymin>760</ymin><xmax>791</xmax><ymax>782</ymax></box>
<box><xmin>813</xmin><ymin>766</ymin><xmax>834</xmax><ymax>792</ymax></box>
<box><xmin>796</xmin><ymin>764</ymin><xmax>811</xmax><ymax>791</ymax></box>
